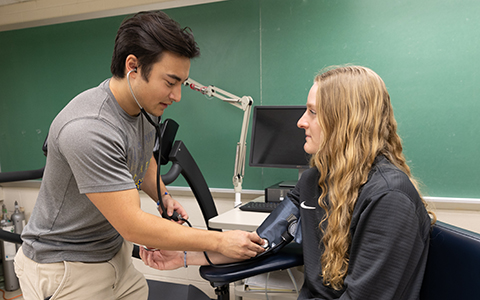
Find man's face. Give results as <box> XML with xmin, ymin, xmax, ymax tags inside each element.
<box><xmin>134</xmin><ymin>51</ymin><xmax>191</xmax><ymax>117</ymax></box>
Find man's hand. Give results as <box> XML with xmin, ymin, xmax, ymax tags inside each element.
<box><xmin>218</xmin><ymin>230</ymin><xmax>265</xmax><ymax>260</ymax></box>
<box><xmin>159</xmin><ymin>194</ymin><xmax>189</xmax><ymax>223</ymax></box>
<box><xmin>143</xmin><ymin>155</ymin><xmax>188</xmax><ymax>222</ymax></box>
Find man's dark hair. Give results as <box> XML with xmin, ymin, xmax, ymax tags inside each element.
<box><xmin>111</xmin><ymin>11</ymin><xmax>200</xmax><ymax>81</ymax></box>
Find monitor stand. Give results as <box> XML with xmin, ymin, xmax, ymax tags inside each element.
<box><xmin>278</xmin><ymin>180</ymin><xmax>297</xmax><ymax>188</ymax></box>
<box><xmin>278</xmin><ymin>167</ymin><xmax>308</xmax><ymax>188</ymax></box>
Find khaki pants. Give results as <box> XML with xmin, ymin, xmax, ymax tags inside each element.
<box><xmin>14</xmin><ymin>241</ymin><xmax>148</xmax><ymax>300</ymax></box>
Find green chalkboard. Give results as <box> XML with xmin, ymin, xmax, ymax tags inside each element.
<box><xmin>1</xmin><ymin>0</ymin><xmax>479</xmax><ymax>198</ymax></box>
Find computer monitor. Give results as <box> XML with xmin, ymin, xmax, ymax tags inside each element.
<box><xmin>249</xmin><ymin>105</ymin><xmax>310</xmax><ymax>179</ymax></box>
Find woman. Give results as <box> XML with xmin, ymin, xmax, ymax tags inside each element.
<box><xmin>141</xmin><ymin>66</ymin><xmax>434</xmax><ymax>300</ymax></box>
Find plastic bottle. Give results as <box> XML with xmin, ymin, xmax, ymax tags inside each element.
<box><xmin>1</xmin><ymin>204</ymin><xmax>20</xmax><ymax>291</ymax></box>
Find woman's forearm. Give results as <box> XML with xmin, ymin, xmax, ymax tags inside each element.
<box><xmin>186</xmin><ymin>251</ymin><xmax>241</xmax><ymax>266</ymax></box>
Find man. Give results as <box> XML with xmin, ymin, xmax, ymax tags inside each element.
<box><xmin>15</xmin><ymin>11</ymin><xmax>264</xmax><ymax>300</ymax></box>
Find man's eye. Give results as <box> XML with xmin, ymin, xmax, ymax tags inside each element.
<box><xmin>166</xmin><ymin>81</ymin><xmax>175</xmax><ymax>86</ymax></box>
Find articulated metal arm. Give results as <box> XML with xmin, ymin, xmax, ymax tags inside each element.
<box><xmin>184</xmin><ymin>78</ymin><xmax>253</xmax><ymax>207</ymax></box>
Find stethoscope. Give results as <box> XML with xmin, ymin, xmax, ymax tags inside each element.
<box><xmin>128</xmin><ymin>69</ymin><xmax>288</xmax><ymax>265</ymax></box>
<box><xmin>127</xmin><ymin>68</ymin><xmax>182</xmax><ymax>222</ymax></box>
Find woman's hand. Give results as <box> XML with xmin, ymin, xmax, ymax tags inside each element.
<box><xmin>139</xmin><ymin>246</ymin><xmax>184</xmax><ymax>270</ymax></box>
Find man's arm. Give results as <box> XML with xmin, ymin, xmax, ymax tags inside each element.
<box><xmin>141</xmin><ymin>155</ymin><xmax>166</xmax><ymax>199</ymax></box>
<box><xmin>86</xmin><ymin>189</ymin><xmax>265</xmax><ymax>259</ymax></box>
<box><xmin>141</xmin><ymin>155</ymin><xmax>187</xmax><ymax>220</ymax></box>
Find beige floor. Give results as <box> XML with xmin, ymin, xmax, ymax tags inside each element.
<box><xmin>1</xmin><ymin>288</ymin><xmax>23</xmax><ymax>299</ymax></box>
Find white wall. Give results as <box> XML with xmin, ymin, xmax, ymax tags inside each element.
<box><xmin>0</xmin><ymin>0</ymin><xmax>223</xmax><ymax>31</ymax></box>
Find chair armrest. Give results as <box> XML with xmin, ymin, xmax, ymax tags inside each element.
<box><xmin>199</xmin><ymin>243</ymin><xmax>303</xmax><ymax>287</ymax></box>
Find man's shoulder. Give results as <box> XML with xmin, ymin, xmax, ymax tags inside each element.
<box><xmin>50</xmin><ymin>80</ymin><xmax>119</xmax><ymax>133</ymax></box>
<box><xmin>63</xmin><ymin>80</ymin><xmax>111</xmax><ymax>116</ymax></box>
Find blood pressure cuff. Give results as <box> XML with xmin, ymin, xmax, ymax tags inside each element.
<box><xmin>256</xmin><ymin>196</ymin><xmax>302</xmax><ymax>255</ymax></box>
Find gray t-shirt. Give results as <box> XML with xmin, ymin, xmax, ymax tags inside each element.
<box><xmin>21</xmin><ymin>79</ymin><xmax>157</xmax><ymax>263</ymax></box>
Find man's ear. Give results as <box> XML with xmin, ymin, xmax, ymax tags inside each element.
<box><xmin>126</xmin><ymin>54</ymin><xmax>139</xmax><ymax>74</ymax></box>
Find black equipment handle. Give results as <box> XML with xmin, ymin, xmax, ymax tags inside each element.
<box><xmin>0</xmin><ymin>168</ymin><xmax>44</xmax><ymax>183</ymax></box>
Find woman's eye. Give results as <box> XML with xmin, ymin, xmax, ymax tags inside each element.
<box><xmin>309</xmin><ymin>109</ymin><xmax>317</xmax><ymax>115</ymax></box>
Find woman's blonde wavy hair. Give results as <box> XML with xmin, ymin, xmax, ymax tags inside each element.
<box><xmin>312</xmin><ymin>65</ymin><xmax>433</xmax><ymax>290</ymax></box>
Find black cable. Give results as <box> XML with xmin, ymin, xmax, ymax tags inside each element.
<box><xmin>127</xmin><ymin>69</ymin><xmax>179</xmax><ymax>222</ymax></box>
<box><xmin>138</xmin><ymin>108</ymin><xmax>181</xmax><ymax>222</ymax></box>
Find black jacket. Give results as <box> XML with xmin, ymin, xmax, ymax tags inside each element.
<box><xmin>289</xmin><ymin>156</ymin><xmax>431</xmax><ymax>300</ymax></box>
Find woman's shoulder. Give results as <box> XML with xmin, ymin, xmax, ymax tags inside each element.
<box><xmin>356</xmin><ymin>156</ymin><xmax>421</xmax><ymax>208</ymax></box>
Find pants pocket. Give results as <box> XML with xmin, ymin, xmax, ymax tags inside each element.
<box><xmin>46</xmin><ymin>262</ymin><xmax>69</xmax><ymax>300</ymax></box>
<box><xmin>13</xmin><ymin>247</ymin><xmax>24</xmax><ymax>278</ymax></box>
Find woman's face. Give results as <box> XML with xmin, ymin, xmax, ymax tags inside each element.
<box><xmin>297</xmin><ymin>82</ymin><xmax>323</xmax><ymax>155</ymax></box>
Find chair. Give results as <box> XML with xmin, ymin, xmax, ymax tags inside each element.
<box><xmin>420</xmin><ymin>221</ymin><xmax>480</xmax><ymax>299</ymax></box>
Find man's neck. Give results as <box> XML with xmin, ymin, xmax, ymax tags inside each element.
<box><xmin>109</xmin><ymin>76</ymin><xmax>141</xmax><ymax>116</ymax></box>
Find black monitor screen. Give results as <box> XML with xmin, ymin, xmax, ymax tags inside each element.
<box><xmin>249</xmin><ymin>106</ymin><xmax>310</xmax><ymax>169</ymax></box>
